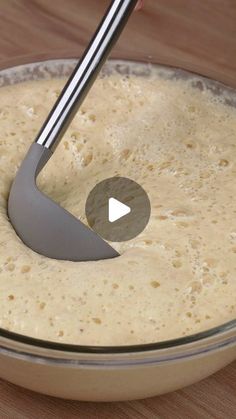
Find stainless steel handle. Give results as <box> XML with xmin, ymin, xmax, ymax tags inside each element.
<box><xmin>36</xmin><ymin>0</ymin><xmax>138</xmax><ymax>152</ymax></box>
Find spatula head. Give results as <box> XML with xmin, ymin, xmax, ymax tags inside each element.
<box><xmin>8</xmin><ymin>143</ymin><xmax>119</xmax><ymax>261</ymax></box>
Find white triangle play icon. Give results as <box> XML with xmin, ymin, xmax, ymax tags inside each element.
<box><xmin>108</xmin><ymin>197</ymin><xmax>131</xmax><ymax>223</ymax></box>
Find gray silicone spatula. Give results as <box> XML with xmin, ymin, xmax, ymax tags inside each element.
<box><xmin>8</xmin><ymin>0</ymin><xmax>138</xmax><ymax>262</ymax></box>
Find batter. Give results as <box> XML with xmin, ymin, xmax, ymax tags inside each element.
<box><xmin>0</xmin><ymin>64</ymin><xmax>235</xmax><ymax>345</ymax></box>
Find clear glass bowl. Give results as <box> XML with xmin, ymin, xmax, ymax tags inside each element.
<box><xmin>0</xmin><ymin>59</ymin><xmax>235</xmax><ymax>401</ymax></box>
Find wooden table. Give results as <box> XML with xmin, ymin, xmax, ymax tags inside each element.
<box><xmin>0</xmin><ymin>1</ymin><xmax>235</xmax><ymax>417</ymax></box>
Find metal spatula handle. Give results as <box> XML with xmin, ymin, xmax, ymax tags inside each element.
<box><xmin>36</xmin><ymin>0</ymin><xmax>138</xmax><ymax>152</ymax></box>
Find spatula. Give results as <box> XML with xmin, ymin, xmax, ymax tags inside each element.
<box><xmin>8</xmin><ymin>0</ymin><xmax>138</xmax><ymax>261</ymax></box>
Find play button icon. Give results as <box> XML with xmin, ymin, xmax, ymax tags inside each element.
<box><xmin>109</xmin><ymin>198</ymin><xmax>131</xmax><ymax>223</ymax></box>
<box><xmin>85</xmin><ymin>177</ymin><xmax>151</xmax><ymax>242</ymax></box>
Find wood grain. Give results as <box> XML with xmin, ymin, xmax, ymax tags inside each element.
<box><xmin>0</xmin><ymin>0</ymin><xmax>235</xmax><ymax>417</ymax></box>
<box><xmin>0</xmin><ymin>0</ymin><xmax>236</xmax><ymax>86</ymax></box>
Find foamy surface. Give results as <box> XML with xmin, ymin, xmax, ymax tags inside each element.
<box><xmin>0</xmin><ymin>63</ymin><xmax>235</xmax><ymax>345</ymax></box>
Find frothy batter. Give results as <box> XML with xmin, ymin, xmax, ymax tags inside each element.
<box><xmin>0</xmin><ymin>63</ymin><xmax>235</xmax><ymax>345</ymax></box>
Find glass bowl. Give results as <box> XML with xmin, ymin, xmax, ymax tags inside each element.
<box><xmin>0</xmin><ymin>59</ymin><xmax>235</xmax><ymax>401</ymax></box>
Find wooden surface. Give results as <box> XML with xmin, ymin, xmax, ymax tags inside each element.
<box><xmin>1</xmin><ymin>0</ymin><xmax>236</xmax><ymax>87</ymax></box>
<box><xmin>0</xmin><ymin>0</ymin><xmax>235</xmax><ymax>417</ymax></box>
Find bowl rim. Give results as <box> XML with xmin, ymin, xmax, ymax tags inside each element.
<box><xmin>0</xmin><ymin>58</ymin><xmax>235</xmax><ymax>357</ymax></box>
<box><xmin>0</xmin><ymin>320</ymin><xmax>235</xmax><ymax>357</ymax></box>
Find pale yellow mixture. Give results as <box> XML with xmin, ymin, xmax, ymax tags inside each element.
<box><xmin>0</xmin><ymin>64</ymin><xmax>236</xmax><ymax>345</ymax></box>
